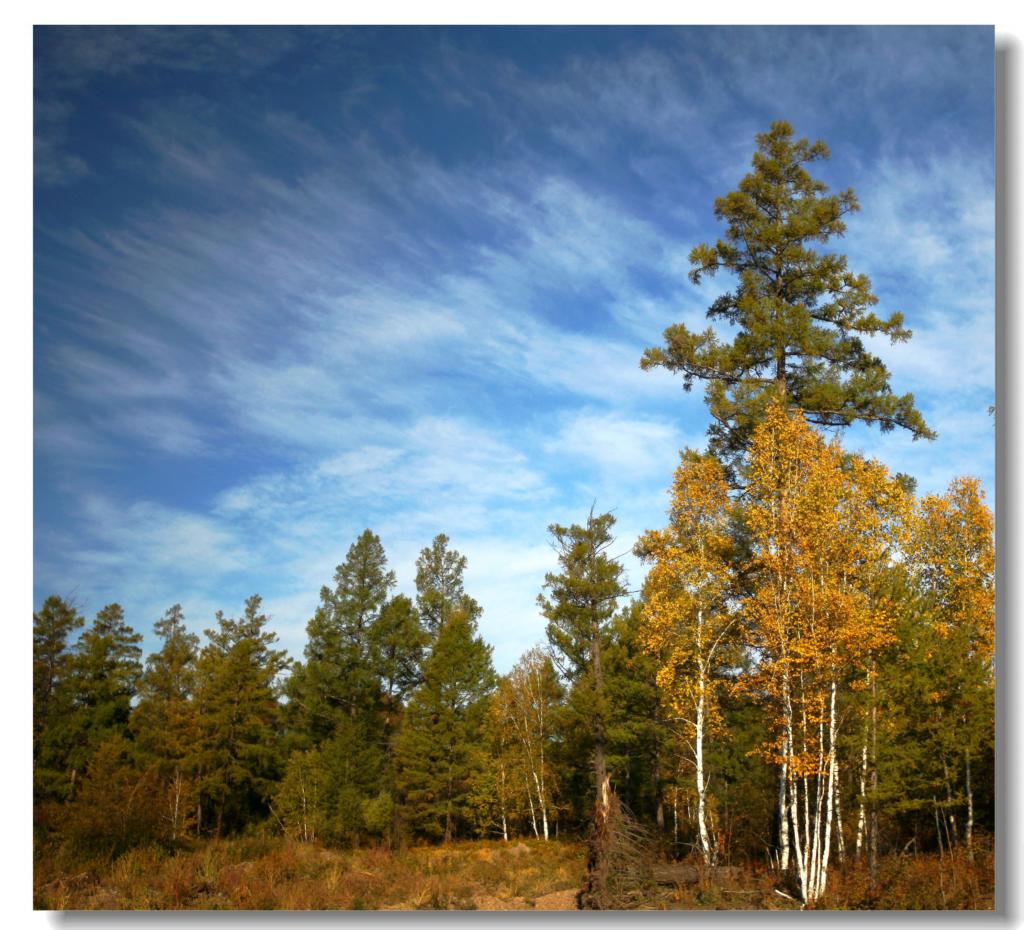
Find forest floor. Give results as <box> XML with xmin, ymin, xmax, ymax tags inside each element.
<box><xmin>33</xmin><ymin>835</ymin><xmax>993</xmax><ymax>910</ymax></box>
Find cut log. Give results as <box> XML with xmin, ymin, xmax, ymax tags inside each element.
<box><xmin>652</xmin><ymin>864</ymin><xmax>699</xmax><ymax>886</ymax></box>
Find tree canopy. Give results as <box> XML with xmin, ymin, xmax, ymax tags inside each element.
<box><xmin>641</xmin><ymin>120</ymin><xmax>934</xmax><ymax>473</ymax></box>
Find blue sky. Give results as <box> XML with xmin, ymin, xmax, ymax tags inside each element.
<box><xmin>34</xmin><ymin>26</ymin><xmax>995</xmax><ymax>672</ymax></box>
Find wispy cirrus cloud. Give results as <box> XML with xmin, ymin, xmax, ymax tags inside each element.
<box><xmin>34</xmin><ymin>28</ymin><xmax>993</xmax><ymax>670</ymax></box>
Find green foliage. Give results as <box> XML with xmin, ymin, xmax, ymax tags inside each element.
<box><xmin>603</xmin><ymin>603</ymin><xmax>664</xmax><ymax>821</ymax></box>
<box><xmin>193</xmin><ymin>595</ymin><xmax>289</xmax><ymax>836</ymax></box>
<box><xmin>62</xmin><ymin>734</ymin><xmax>162</xmax><ymax>858</ymax></box>
<box><xmin>290</xmin><ymin>530</ymin><xmax>397</xmax><ymax>742</ymax></box>
<box><xmin>60</xmin><ymin>603</ymin><xmax>143</xmax><ymax>797</ymax></box>
<box><xmin>33</xmin><ymin>596</ymin><xmax>84</xmax><ymax>800</ymax></box>
<box><xmin>641</xmin><ymin>120</ymin><xmax>933</xmax><ymax>473</ymax></box>
<box><xmin>274</xmin><ymin>749</ymin><xmax>329</xmax><ymax>842</ymax></box>
<box><xmin>539</xmin><ymin>510</ymin><xmax>627</xmax><ymax>682</ymax></box>
<box><xmin>397</xmin><ymin>603</ymin><xmax>495</xmax><ymax>842</ymax></box>
<box><xmin>415</xmin><ymin>533</ymin><xmax>481</xmax><ymax>639</ymax></box>
<box><xmin>362</xmin><ymin>790</ymin><xmax>394</xmax><ymax>838</ymax></box>
<box><xmin>132</xmin><ymin>605</ymin><xmax>200</xmax><ymax>764</ymax></box>
<box><xmin>370</xmin><ymin>593</ymin><xmax>425</xmax><ymax>707</ymax></box>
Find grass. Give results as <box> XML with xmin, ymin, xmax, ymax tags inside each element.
<box><xmin>33</xmin><ymin>835</ymin><xmax>993</xmax><ymax>910</ymax></box>
<box><xmin>34</xmin><ymin>836</ymin><xmax>587</xmax><ymax>910</ymax></box>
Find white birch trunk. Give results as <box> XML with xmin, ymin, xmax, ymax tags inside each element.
<box><xmin>171</xmin><ymin>768</ymin><xmax>182</xmax><ymax>842</ymax></box>
<box><xmin>817</xmin><ymin>680</ymin><xmax>839</xmax><ymax>900</ymax></box>
<box><xmin>834</xmin><ymin>762</ymin><xmax>846</xmax><ymax>865</ymax></box>
<box><xmin>526</xmin><ymin>778</ymin><xmax>539</xmax><ymax>839</ymax></box>
<box><xmin>532</xmin><ymin>769</ymin><xmax>549</xmax><ymax>841</ymax></box>
<box><xmin>778</xmin><ymin>748</ymin><xmax>790</xmax><ymax>872</ymax></box>
<box><xmin>499</xmin><ymin>758</ymin><xmax>509</xmax><ymax>842</ymax></box>
<box><xmin>783</xmin><ymin>674</ymin><xmax>807</xmax><ymax>900</ymax></box>
<box><xmin>695</xmin><ymin>664</ymin><xmax>713</xmax><ymax>865</ymax></box>
<box><xmin>855</xmin><ymin>723</ymin><xmax>868</xmax><ymax>859</ymax></box>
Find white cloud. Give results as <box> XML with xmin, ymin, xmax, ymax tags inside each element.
<box><xmin>546</xmin><ymin>409</ymin><xmax>693</xmax><ymax>481</ymax></box>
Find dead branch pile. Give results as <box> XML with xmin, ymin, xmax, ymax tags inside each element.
<box><xmin>577</xmin><ymin>776</ymin><xmax>654</xmax><ymax>909</ymax></box>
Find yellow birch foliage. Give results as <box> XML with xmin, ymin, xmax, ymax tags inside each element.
<box><xmin>636</xmin><ymin>451</ymin><xmax>736</xmax><ymax>729</ymax></box>
<box><xmin>911</xmin><ymin>477</ymin><xmax>995</xmax><ymax>664</ymax></box>
<box><xmin>743</xmin><ymin>401</ymin><xmax>909</xmax><ymax>773</ymax></box>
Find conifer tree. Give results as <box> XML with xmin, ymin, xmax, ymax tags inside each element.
<box><xmin>193</xmin><ymin>595</ymin><xmax>289</xmax><ymax>836</ymax></box>
<box><xmin>415</xmin><ymin>533</ymin><xmax>482</xmax><ymax>640</ymax></box>
<box><xmin>33</xmin><ymin>596</ymin><xmax>84</xmax><ymax>800</ymax></box>
<box><xmin>601</xmin><ymin>601</ymin><xmax>665</xmax><ymax>826</ymax></box>
<box><xmin>398</xmin><ymin>544</ymin><xmax>495</xmax><ymax>843</ymax></box>
<box><xmin>290</xmin><ymin>530</ymin><xmax>397</xmax><ymax>741</ymax></box>
<box><xmin>131</xmin><ymin>604</ymin><xmax>201</xmax><ymax>840</ymax></box>
<box><xmin>539</xmin><ymin>509</ymin><xmax>627</xmax><ymax>798</ymax></box>
<box><xmin>63</xmin><ymin>603</ymin><xmax>143</xmax><ymax>798</ymax></box>
<box><xmin>641</xmin><ymin>120</ymin><xmax>934</xmax><ymax>474</ymax></box>
<box><xmin>368</xmin><ymin>592</ymin><xmax>426</xmax><ymax>846</ymax></box>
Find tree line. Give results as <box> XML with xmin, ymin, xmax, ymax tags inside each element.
<box><xmin>33</xmin><ymin>122</ymin><xmax>994</xmax><ymax>908</ymax></box>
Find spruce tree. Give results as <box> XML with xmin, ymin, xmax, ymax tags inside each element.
<box><xmin>63</xmin><ymin>603</ymin><xmax>143</xmax><ymax>798</ymax></box>
<box><xmin>397</xmin><ymin>608</ymin><xmax>495</xmax><ymax>842</ymax></box>
<box><xmin>131</xmin><ymin>604</ymin><xmax>201</xmax><ymax>840</ymax></box>
<box><xmin>398</xmin><ymin>540</ymin><xmax>494</xmax><ymax>843</ymax></box>
<box><xmin>415</xmin><ymin>533</ymin><xmax>481</xmax><ymax>640</ymax></box>
<box><xmin>539</xmin><ymin>509</ymin><xmax>627</xmax><ymax>797</ymax></box>
<box><xmin>641</xmin><ymin>120</ymin><xmax>934</xmax><ymax>474</ymax></box>
<box><xmin>289</xmin><ymin>530</ymin><xmax>396</xmax><ymax>742</ymax></box>
<box><xmin>33</xmin><ymin>596</ymin><xmax>84</xmax><ymax>800</ymax></box>
<box><xmin>368</xmin><ymin>592</ymin><xmax>426</xmax><ymax>846</ymax></box>
<box><xmin>193</xmin><ymin>595</ymin><xmax>289</xmax><ymax>836</ymax></box>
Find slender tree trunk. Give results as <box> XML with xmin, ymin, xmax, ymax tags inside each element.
<box><xmin>526</xmin><ymin>779</ymin><xmax>540</xmax><ymax>839</ymax></box>
<box><xmin>934</xmin><ymin>797</ymin><xmax>945</xmax><ymax>858</ymax></box>
<box><xmin>869</xmin><ymin>669</ymin><xmax>878</xmax><ymax>888</ymax></box>
<box><xmin>818</xmin><ymin>679</ymin><xmax>839</xmax><ymax>899</ymax></box>
<box><xmin>672</xmin><ymin>785</ymin><xmax>678</xmax><ymax>846</ymax></box>
<box><xmin>654</xmin><ymin>755</ymin><xmax>665</xmax><ymax>834</ymax></box>
<box><xmin>591</xmin><ymin>622</ymin><xmax>607</xmax><ymax>792</ymax></box>
<box><xmin>499</xmin><ymin>758</ymin><xmax>509</xmax><ymax>842</ymax></box>
<box><xmin>536</xmin><ymin>713</ymin><xmax>550</xmax><ymax>841</ymax></box>
<box><xmin>965</xmin><ymin>748</ymin><xmax>974</xmax><ymax>857</ymax></box>
<box><xmin>532</xmin><ymin>770</ymin><xmax>549</xmax><ymax>841</ymax></box>
<box><xmin>942</xmin><ymin>756</ymin><xmax>959</xmax><ymax>845</ymax></box>
<box><xmin>834</xmin><ymin>765</ymin><xmax>846</xmax><ymax>865</ymax></box>
<box><xmin>855</xmin><ymin>726</ymin><xmax>868</xmax><ymax>859</ymax></box>
<box><xmin>778</xmin><ymin>743</ymin><xmax>791</xmax><ymax>872</ymax></box>
<box><xmin>695</xmin><ymin>676</ymin><xmax>713</xmax><ymax>865</ymax></box>
<box><xmin>171</xmin><ymin>767</ymin><xmax>182</xmax><ymax>842</ymax></box>
<box><xmin>784</xmin><ymin>675</ymin><xmax>807</xmax><ymax>900</ymax></box>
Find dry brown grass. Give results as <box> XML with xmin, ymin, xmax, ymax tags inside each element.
<box><xmin>33</xmin><ymin>834</ymin><xmax>993</xmax><ymax>910</ymax></box>
<box><xmin>34</xmin><ymin>836</ymin><xmax>587</xmax><ymax>910</ymax></box>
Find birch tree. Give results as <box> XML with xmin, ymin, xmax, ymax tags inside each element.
<box><xmin>907</xmin><ymin>477</ymin><xmax>995</xmax><ymax>854</ymax></box>
<box><xmin>743</xmin><ymin>402</ymin><xmax>906</xmax><ymax>903</ymax></box>
<box><xmin>495</xmin><ymin>647</ymin><xmax>562</xmax><ymax>840</ymax></box>
<box><xmin>635</xmin><ymin>450</ymin><xmax>738</xmax><ymax>864</ymax></box>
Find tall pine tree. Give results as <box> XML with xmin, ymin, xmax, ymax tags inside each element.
<box><xmin>641</xmin><ymin>120</ymin><xmax>933</xmax><ymax>474</ymax></box>
<box><xmin>399</xmin><ymin>538</ymin><xmax>494</xmax><ymax>843</ymax></box>
<box><xmin>193</xmin><ymin>595</ymin><xmax>289</xmax><ymax>836</ymax></box>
